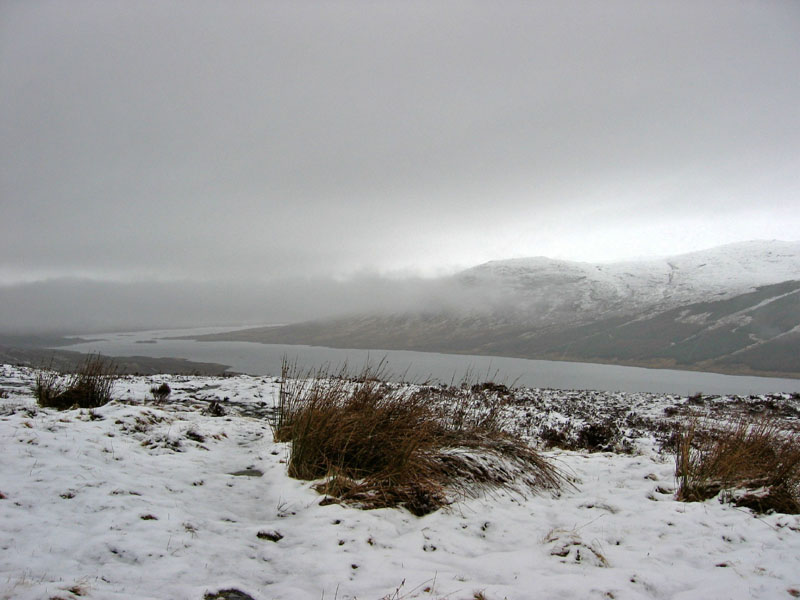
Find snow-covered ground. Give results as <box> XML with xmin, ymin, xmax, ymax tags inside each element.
<box><xmin>2</xmin><ymin>364</ymin><xmax>800</xmax><ymax>600</ymax></box>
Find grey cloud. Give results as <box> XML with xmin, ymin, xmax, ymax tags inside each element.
<box><xmin>1</xmin><ymin>0</ymin><xmax>799</xmax><ymax>288</ymax></box>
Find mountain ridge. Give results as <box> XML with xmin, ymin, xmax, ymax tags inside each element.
<box><xmin>193</xmin><ymin>240</ymin><xmax>800</xmax><ymax>378</ymax></box>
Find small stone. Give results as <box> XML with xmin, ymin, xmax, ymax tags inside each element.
<box><xmin>256</xmin><ymin>530</ymin><xmax>283</xmax><ymax>542</ymax></box>
<box><xmin>228</xmin><ymin>468</ymin><xmax>263</xmax><ymax>477</ymax></box>
<box><xmin>204</xmin><ymin>589</ymin><xmax>256</xmax><ymax>600</ymax></box>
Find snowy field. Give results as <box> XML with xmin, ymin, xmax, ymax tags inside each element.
<box><xmin>2</xmin><ymin>364</ymin><xmax>800</xmax><ymax>600</ymax></box>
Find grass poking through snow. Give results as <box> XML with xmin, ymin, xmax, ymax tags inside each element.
<box><xmin>674</xmin><ymin>416</ymin><xmax>800</xmax><ymax>513</ymax></box>
<box><xmin>272</xmin><ymin>360</ymin><xmax>565</xmax><ymax>515</ymax></box>
<box><xmin>34</xmin><ymin>354</ymin><xmax>119</xmax><ymax>410</ymax></box>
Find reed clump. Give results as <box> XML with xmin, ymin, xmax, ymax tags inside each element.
<box><xmin>35</xmin><ymin>354</ymin><xmax>119</xmax><ymax>410</ymax></box>
<box><xmin>675</xmin><ymin>416</ymin><xmax>800</xmax><ymax>514</ymax></box>
<box><xmin>272</xmin><ymin>359</ymin><xmax>565</xmax><ymax>515</ymax></box>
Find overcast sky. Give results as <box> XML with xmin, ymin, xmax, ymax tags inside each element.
<box><xmin>2</xmin><ymin>0</ymin><xmax>800</xmax><ymax>289</ymax></box>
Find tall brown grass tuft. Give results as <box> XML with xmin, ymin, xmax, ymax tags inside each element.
<box><xmin>674</xmin><ymin>416</ymin><xmax>800</xmax><ymax>514</ymax></box>
<box><xmin>272</xmin><ymin>359</ymin><xmax>565</xmax><ymax>515</ymax></box>
<box><xmin>35</xmin><ymin>354</ymin><xmax>119</xmax><ymax>410</ymax></box>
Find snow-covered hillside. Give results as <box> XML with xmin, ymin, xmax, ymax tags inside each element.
<box><xmin>3</xmin><ymin>365</ymin><xmax>800</xmax><ymax>600</ymax></box>
<box><xmin>461</xmin><ymin>240</ymin><xmax>800</xmax><ymax>316</ymax></box>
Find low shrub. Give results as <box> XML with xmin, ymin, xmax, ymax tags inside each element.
<box><xmin>35</xmin><ymin>354</ymin><xmax>119</xmax><ymax>410</ymax></box>
<box><xmin>150</xmin><ymin>382</ymin><xmax>171</xmax><ymax>403</ymax></box>
<box><xmin>674</xmin><ymin>417</ymin><xmax>800</xmax><ymax>514</ymax></box>
<box><xmin>539</xmin><ymin>418</ymin><xmax>633</xmax><ymax>454</ymax></box>
<box><xmin>470</xmin><ymin>381</ymin><xmax>510</xmax><ymax>395</ymax></box>
<box><xmin>576</xmin><ymin>421</ymin><xmax>625</xmax><ymax>452</ymax></box>
<box><xmin>272</xmin><ymin>360</ymin><xmax>565</xmax><ymax>515</ymax></box>
<box><xmin>687</xmin><ymin>393</ymin><xmax>705</xmax><ymax>406</ymax></box>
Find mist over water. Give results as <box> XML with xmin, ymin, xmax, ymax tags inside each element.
<box><xmin>58</xmin><ymin>327</ymin><xmax>800</xmax><ymax>395</ymax></box>
<box><xmin>0</xmin><ymin>276</ymin><xmax>460</xmax><ymax>334</ymax></box>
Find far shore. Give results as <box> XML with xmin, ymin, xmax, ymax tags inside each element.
<box><xmin>0</xmin><ymin>344</ymin><xmax>232</xmax><ymax>376</ymax></box>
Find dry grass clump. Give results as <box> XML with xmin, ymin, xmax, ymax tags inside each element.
<box><xmin>149</xmin><ymin>382</ymin><xmax>172</xmax><ymax>403</ymax></box>
<box><xmin>272</xmin><ymin>360</ymin><xmax>565</xmax><ymax>515</ymax></box>
<box><xmin>674</xmin><ymin>417</ymin><xmax>800</xmax><ymax>513</ymax></box>
<box><xmin>35</xmin><ymin>354</ymin><xmax>119</xmax><ymax>410</ymax></box>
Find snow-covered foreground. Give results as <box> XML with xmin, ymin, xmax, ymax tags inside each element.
<box><xmin>2</xmin><ymin>365</ymin><xmax>800</xmax><ymax>600</ymax></box>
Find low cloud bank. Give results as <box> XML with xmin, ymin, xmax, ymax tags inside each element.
<box><xmin>0</xmin><ymin>275</ymin><xmax>478</xmax><ymax>335</ymax></box>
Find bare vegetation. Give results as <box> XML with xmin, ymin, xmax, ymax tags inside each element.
<box><xmin>149</xmin><ymin>382</ymin><xmax>172</xmax><ymax>403</ymax></box>
<box><xmin>674</xmin><ymin>416</ymin><xmax>800</xmax><ymax>513</ymax></box>
<box><xmin>539</xmin><ymin>418</ymin><xmax>635</xmax><ymax>453</ymax></box>
<box><xmin>35</xmin><ymin>354</ymin><xmax>119</xmax><ymax>410</ymax></box>
<box><xmin>272</xmin><ymin>360</ymin><xmax>565</xmax><ymax>515</ymax></box>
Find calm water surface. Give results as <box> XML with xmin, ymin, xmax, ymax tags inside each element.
<box><xmin>59</xmin><ymin>326</ymin><xmax>800</xmax><ymax>396</ymax></box>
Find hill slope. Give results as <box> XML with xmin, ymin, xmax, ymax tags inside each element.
<box><xmin>196</xmin><ymin>241</ymin><xmax>800</xmax><ymax>377</ymax></box>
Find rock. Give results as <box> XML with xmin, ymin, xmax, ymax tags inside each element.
<box><xmin>204</xmin><ymin>589</ymin><xmax>255</xmax><ymax>600</ymax></box>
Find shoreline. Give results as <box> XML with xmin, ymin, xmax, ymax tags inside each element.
<box><xmin>0</xmin><ymin>344</ymin><xmax>232</xmax><ymax>376</ymax></box>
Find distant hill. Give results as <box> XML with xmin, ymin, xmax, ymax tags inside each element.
<box><xmin>195</xmin><ymin>240</ymin><xmax>800</xmax><ymax>378</ymax></box>
<box><xmin>0</xmin><ymin>335</ymin><xmax>232</xmax><ymax>376</ymax></box>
